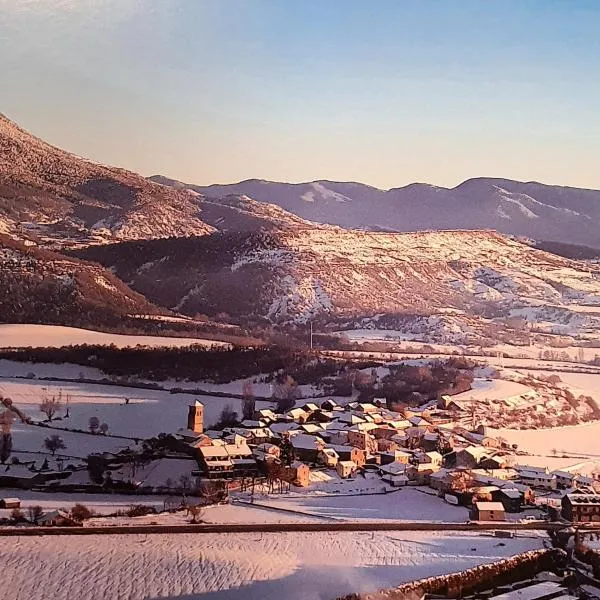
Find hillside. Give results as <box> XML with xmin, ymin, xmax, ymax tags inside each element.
<box><xmin>0</xmin><ymin>235</ymin><xmax>164</xmax><ymax>327</ymax></box>
<box><xmin>74</xmin><ymin>227</ymin><xmax>600</xmax><ymax>343</ymax></box>
<box><xmin>151</xmin><ymin>176</ymin><xmax>600</xmax><ymax>247</ymax></box>
<box><xmin>0</xmin><ymin>114</ymin><xmax>214</xmax><ymax>244</ymax></box>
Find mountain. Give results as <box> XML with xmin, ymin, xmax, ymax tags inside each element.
<box><xmin>73</xmin><ymin>226</ymin><xmax>600</xmax><ymax>344</ymax></box>
<box><xmin>150</xmin><ymin>176</ymin><xmax>600</xmax><ymax>247</ymax></box>
<box><xmin>0</xmin><ymin>235</ymin><xmax>165</xmax><ymax>327</ymax></box>
<box><xmin>0</xmin><ymin>114</ymin><xmax>214</xmax><ymax>244</ymax></box>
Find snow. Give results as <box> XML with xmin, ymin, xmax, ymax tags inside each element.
<box><xmin>498</xmin><ymin>421</ymin><xmax>600</xmax><ymax>458</ymax></box>
<box><xmin>254</xmin><ymin>487</ymin><xmax>470</xmax><ymax>522</ymax></box>
<box><xmin>0</xmin><ymin>530</ymin><xmax>544</xmax><ymax>600</ymax></box>
<box><xmin>0</xmin><ymin>324</ymin><xmax>229</xmax><ymax>349</ymax></box>
<box><xmin>0</xmin><ymin>377</ymin><xmax>272</xmax><ymax>453</ymax></box>
<box><xmin>451</xmin><ymin>379</ymin><xmax>533</xmax><ymax>404</ymax></box>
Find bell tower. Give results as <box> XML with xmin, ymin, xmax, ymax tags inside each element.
<box><xmin>187</xmin><ymin>400</ymin><xmax>204</xmax><ymax>433</ymax></box>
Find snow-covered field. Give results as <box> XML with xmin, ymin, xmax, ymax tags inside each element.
<box><xmin>256</xmin><ymin>488</ymin><xmax>470</xmax><ymax>522</ymax></box>
<box><xmin>498</xmin><ymin>421</ymin><xmax>600</xmax><ymax>458</ymax></box>
<box><xmin>0</xmin><ymin>324</ymin><xmax>229</xmax><ymax>349</ymax></box>
<box><xmin>0</xmin><ymin>530</ymin><xmax>544</xmax><ymax>600</ymax></box>
<box><xmin>0</xmin><ymin>377</ymin><xmax>271</xmax><ymax>456</ymax></box>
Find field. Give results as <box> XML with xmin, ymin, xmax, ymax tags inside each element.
<box><xmin>0</xmin><ymin>530</ymin><xmax>544</xmax><ymax>600</ymax></box>
<box><xmin>0</xmin><ymin>324</ymin><xmax>229</xmax><ymax>349</ymax></box>
<box><xmin>0</xmin><ymin>377</ymin><xmax>272</xmax><ymax>447</ymax></box>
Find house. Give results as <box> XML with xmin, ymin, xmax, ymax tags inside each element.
<box><xmin>456</xmin><ymin>446</ymin><xmax>490</xmax><ymax>468</ymax></box>
<box><xmin>318</xmin><ymin>447</ymin><xmax>339</xmax><ymax>468</ymax></box>
<box><xmin>337</xmin><ymin>460</ymin><xmax>356</xmax><ymax>479</ymax></box>
<box><xmin>479</xmin><ymin>456</ymin><xmax>506</xmax><ymax>470</ymax></box>
<box><xmin>253</xmin><ymin>443</ymin><xmax>280</xmax><ymax>463</ymax></box>
<box><xmin>519</xmin><ymin>470</ymin><xmax>557</xmax><ymax>490</ymax></box>
<box><xmin>379</xmin><ymin>461</ymin><xmax>407</xmax><ymax>486</ymax></box>
<box><xmin>347</xmin><ymin>429</ymin><xmax>377</xmax><ymax>452</ymax></box>
<box><xmin>553</xmin><ymin>470</ymin><xmax>577</xmax><ymax>489</ymax></box>
<box><xmin>254</xmin><ymin>408</ymin><xmax>277</xmax><ymax>422</ymax></box>
<box><xmin>285</xmin><ymin>461</ymin><xmax>311</xmax><ymax>487</ymax></box>
<box><xmin>429</xmin><ymin>469</ymin><xmax>454</xmax><ymax>493</ymax></box>
<box><xmin>320</xmin><ymin>399</ymin><xmax>342</xmax><ymax>411</ymax></box>
<box><xmin>425</xmin><ymin>451</ymin><xmax>443</xmax><ymax>467</ymax></box>
<box><xmin>290</xmin><ymin>433</ymin><xmax>325</xmax><ymax>463</ymax></box>
<box><xmin>195</xmin><ymin>445</ymin><xmax>233</xmax><ymax>477</ymax></box>
<box><xmin>356</xmin><ymin>403</ymin><xmax>378</xmax><ymax>414</ymax></box>
<box><xmin>0</xmin><ymin>497</ymin><xmax>20</xmax><ymax>509</ymax></box>
<box><xmin>562</xmin><ymin>493</ymin><xmax>600</xmax><ymax>523</ymax></box>
<box><xmin>492</xmin><ymin>488</ymin><xmax>522</xmax><ymax>513</ymax></box>
<box><xmin>287</xmin><ymin>408</ymin><xmax>310</xmax><ymax>423</ymax></box>
<box><xmin>302</xmin><ymin>403</ymin><xmax>320</xmax><ymax>413</ymax></box>
<box><xmin>38</xmin><ymin>510</ymin><xmax>79</xmax><ymax>527</ymax></box>
<box><xmin>326</xmin><ymin>445</ymin><xmax>366</xmax><ymax>467</ymax></box>
<box><xmin>472</xmin><ymin>501</ymin><xmax>506</xmax><ymax>522</ymax></box>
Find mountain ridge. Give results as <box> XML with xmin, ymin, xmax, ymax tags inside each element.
<box><xmin>149</xmin><ymin>175</ymin><xmax>600</xmax><ymax>247</ymax></box>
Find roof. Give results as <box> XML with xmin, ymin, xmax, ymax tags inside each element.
<box><xmin>379</xmin><ymin>463</ymin><xmax>407</xmax><ymax>475</ymax></box>
<box><xmin>338</xmin><ymin>461</ymin><xmax>356</xmax><ymax>468</ymax></box>
<box><xmin>290</xmin><ymin>433</ymin><xmax>325</xmax><ymax>449</ymax></box>
<box><xmin>488</xmin><ymin>582</ymin><xmax>564</xmax><ymax>600</ymax></box>
<box><xmin>475</xmin><ymin>501</ymin><xmax>505</xmax><ymax>512</ymax></box>
<box><xmin>500</xmin><ymin>488</ymin><xmax>522</xmax><ymax>499</ymax></box>
<box><xmin>566</xmin><ymin>493</ymin><xmax>600</xmax><ymax>505</ymax></box>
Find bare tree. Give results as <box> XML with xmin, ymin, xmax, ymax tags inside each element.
<box><xmin>27</xmin><ymin>505</ymin><xmax>43</xmax><ymax>523</ymax></box>
<box><xmin>44</xmin><ymin>435</ymin><xmax>66</xmax><ymax>456</ymax></box>
<box><xmin>186</xmin><ymin>504</ymin><xmax>204</xmax><ymax>524</ymax></box>
<box><xmin>179</xmin><ymin>474</ymin><xmax>192</xmax><ymax>492</ymax></box>
<box><xmin>70</xmin><ymin>504</ymin><xmax>93</xmax><ymax>522</ymax></box>
<box><xmin>39</xmin><ymin>391</ymin><xmax>62</xmax><ymax>421</ymax></box>
<box><xmin>242</xmin><ymin>380</ymin><xmax>256</xmax><ymax>421</ymax></box>
<box><xmin>99</xmin><ymin>422</ymin><xmax>109</xmax><ymax>435</ymax></box>
<box><xmin>88</xmin><ymin>416</ymin><xmax>100</xmax><ymax>434</ymax></box>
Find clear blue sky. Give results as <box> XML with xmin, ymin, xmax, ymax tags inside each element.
<box><xmin>1</xmin><ymin>0</ymin><xmax>599</xmax><ymax>189</ymax></box>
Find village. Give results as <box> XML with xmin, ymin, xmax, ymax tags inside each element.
<box><xmin>2</xmin><ymin>373</ymin><xmax>600</xmax><ymax>529</ymax></box>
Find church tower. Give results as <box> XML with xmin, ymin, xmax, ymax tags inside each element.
<box><xmin>187</xmin><ymin>400</ymin><xmax>204</xmax><ymax>433</ymax></box>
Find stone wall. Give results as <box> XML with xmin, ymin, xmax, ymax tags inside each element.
<box><xmin>337</xmin><ymin>548</ymin><xmax>565</xmax><ymax>600</ymax></box>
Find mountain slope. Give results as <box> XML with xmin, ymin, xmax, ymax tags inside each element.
<box><xmin>73</xmin><ymin>227</ymin><xmax>600</xmax><ymax>343</ymax></box>
<box><xmin>150</xmin><ymin>176</ymin><xmax>600</xmax><ymax>246</ymax></box>
<box><xmin>0</xmin><ymin>235</ymin><xmax>165</xmax><ymax>327</ymax></box>
<box><xmin>0</xmin><ymin>114</ymin><xmax>214</xmax><ymax>244</ymax></box>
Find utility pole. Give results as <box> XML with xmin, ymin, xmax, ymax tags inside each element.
<box><xmin>310</xmin><ymin>320</ymin><xmax>313</xmax><ymax>350</ymax></box>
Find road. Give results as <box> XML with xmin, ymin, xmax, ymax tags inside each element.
<box><xmin>0</xmin><ymin>520</ymin><xmax>584</xmax><ymax>536</ymax></box>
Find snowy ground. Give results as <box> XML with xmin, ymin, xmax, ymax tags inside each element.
<box><xmin>0</xmin><ymin>324</ymin><xmax>229</xmax><ymax>349</ymax></box>
<box><xmin>498</xmin><ymin>421</ymin><xmax>600</xmax><ymax>458</ymax></box>
<box><xmin>253</xmin><ymin>487</ymin><xmax>470</xmax><ymax>522</ymax></box>
<box><xmin>0</xmin><ymin>377</ymin><xmax>272</xmax><ymax>454</ymax></box>
<box><xmin>0</xmin><ymin>530</ymin><xmax>545</xmax><ymax>600</ymax></box>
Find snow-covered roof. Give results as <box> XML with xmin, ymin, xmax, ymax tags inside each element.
<box><xmin>474</xmin><ymin>501</ymin><xmax>504</xmax><ymax>511</ymax></box>
<box><xmin>379</xmin><ymin>462</ymin><xmax>407</xmax><ymax>476</ymax></box>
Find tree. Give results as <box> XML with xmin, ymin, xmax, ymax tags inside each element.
<box><xmin>99</xmin><ymin>422</ymin><xmax>109</xmax><ymax>435</ymax></box>
<box><xmin>44</xmin><ymin>435</ymin><xmax>66</xmax><ymax>456</ymax></box>
<box><xmin>179</xmin><ymin>474</ymin><xmax>192</xmax><ymax>492</ymax></box>
<box><xmin>71</xmin><ymin>504</ymin><xmax>93</xmax><ymax>522</ymax></box>
<box><xmin>89</xmin><ymin>416</ymin><xmax>100</xmax><ymax>434</ymax></box>
<box><xmin>10</xmin><ymin>508</ymin><xmax>25</xmax><ymax>523</ymax></box>
<box><xmin>27</xmin><ymin>505</ymin><xmax>43</xmax><ymax>523</ymax></box>
<box><xmin>216</xmin><ymin>405</ymin><xmax>239</xmax><ymax>429</ymax></box>
<box><xmin>39</xmin><ymin>392</ymin><xmax>62</xmax><ymax>421</ymax></box>
<box><xmin>186</xmin><ymin>504</ymin><xmax>204</xmax><ymax>524</ymax></box>
<box><xmin>242</xmin><ymin>380</ymin><xmax>256</xmax><ymax>421</ymax></box>
<box><xmin>273</xmin><ymin>375</ymin><xmax>299</xmax><ymax>413</ymax></box>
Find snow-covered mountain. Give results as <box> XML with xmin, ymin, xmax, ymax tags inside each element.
<box><xmin>0</xmin><ymin>114</ymin><xmax>214</xmax><ymax>243</ymax></box>
<box><xmin>0</xmin><ymin>235</ymin><xmax>164</xmax><ymax>326</ymax></box>
<box><xmin>150</xmin><ymin>176</ymin><xmax>600</xmax><ymax>247</ymax></box>
<box><xmin>74</xmin><ymin>225</ymin><xmax>600</xmax><ymax>344</ymax></box>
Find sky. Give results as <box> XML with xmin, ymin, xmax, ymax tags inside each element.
<box><xmin>1</xmin><ymin>0</ymin><xmax>599</xmax><ymax>190</ymax></box>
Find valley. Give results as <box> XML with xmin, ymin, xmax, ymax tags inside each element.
<box><xmin>2</xmin><ymin>113</ymin><xmax>600</xmax><ymax>600</ymax></box>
